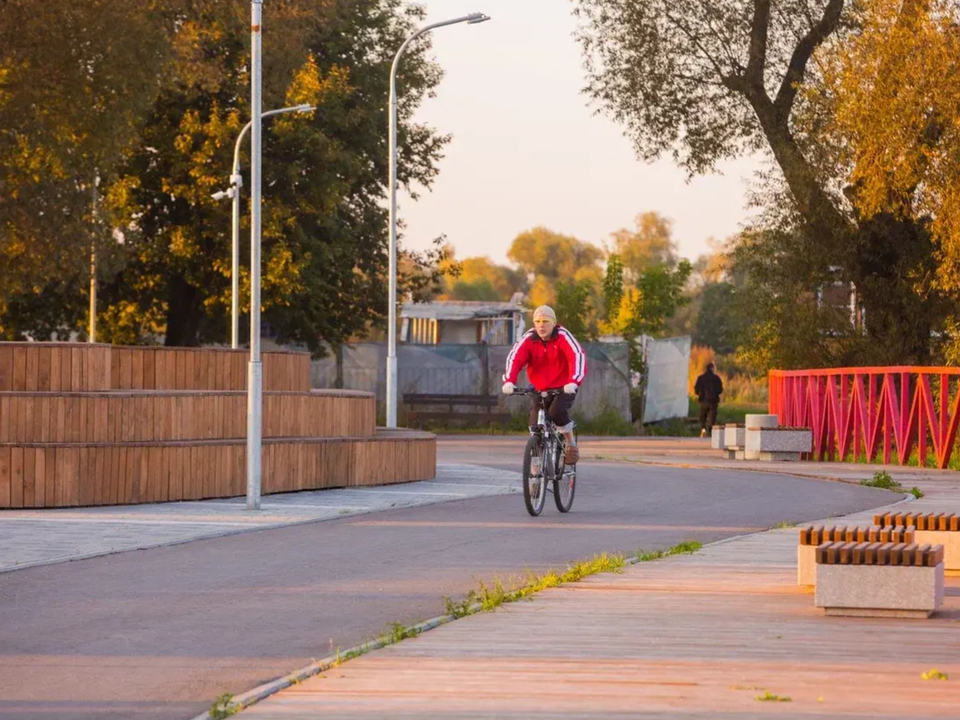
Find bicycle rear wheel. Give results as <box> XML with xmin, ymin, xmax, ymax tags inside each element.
<box><xmin>553</xmin><ymin>434</ymin><xmax>576</xmax><ymax>513</ymax></box>
<box><xmin>522</xmin><ymin>434</ymin><xmax>547</xmax><ymax>516</ymax></box>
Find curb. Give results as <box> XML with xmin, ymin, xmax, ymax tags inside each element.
<box><xmin>191</xmin><ymin>490</ymin><xmax>917</xmax><ymax>719</ymax></box>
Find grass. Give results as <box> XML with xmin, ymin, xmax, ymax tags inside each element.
<box><xmin>444</xmin><ymin>552</ymin><xmax>628</xmax><ymax>619</ymax></box>
<box><xmin>645</xmin><ymin>400</ymin><xmax>768</xmax><ymax>437</ymax></box>
<box><xmin>860</xmin><ymin>470</ymin><xmax>903</xmax><ymax>491</ymax></box>
<box><xmin>922</xmin><ymin>668</ymin><xmax>948</xmax><ymax>681</ymax></box>
<box><xmin>756</xmin><ymin>691</ymin><xmax>792</xmax><ymax>702</ymax></box>
<box><xmin>208</xmin><ymin>694</ymin><xmax>241</xmax><ymax>719</ymax></box>
<box><xmin>634</xmin><ymin>540</ymin><xmax>703</xmax><ymax>563</ymax></box>
<box><xmin>773</xmin><ymin>520</ymin><xmax>797</xmax><ymax>529</ymax></box>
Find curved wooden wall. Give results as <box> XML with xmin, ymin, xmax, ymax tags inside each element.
<box><xmin>0</xmin><ymin>342</ymin><xmax>436</xmax><ymax>508</ymax></box>
<box><xmin>0</xmin><ymin>432</ymin><xmax>436</xmax><ymax>507</ymax></box>
<box><xmin>0</xmin><ymin>390</ymin><xmax>374</xmax><ymax>443</ymax></box>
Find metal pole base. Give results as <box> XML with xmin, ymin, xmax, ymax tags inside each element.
<box><xmin>246</xmin><ymin>360</ymin><xmax>263</xmax><ymax>510</ymax></box>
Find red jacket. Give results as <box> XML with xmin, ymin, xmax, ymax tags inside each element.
<box><xmin>503</xmin><ymin>325</ymin><xmax>588</xmax><ymax>391</ymax></box>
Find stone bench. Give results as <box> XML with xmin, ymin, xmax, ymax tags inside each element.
<box><xmin>874</xmin><ymin>512</ymin><xmax>960</xmax><ymax>576</ymax></box>
<box><xmin>744</xmin><ymin>426</ymin><xmax>812</xmax><ymax>462</ymax></box>
<box><xmin>798</xmin><ymin>525</ymin><xmax>914</xmax><ymax>586</ymax></box>
<box><xmin>744</xmin><ymin>414</ymin><xmax>778</xmax><ymax>460</ymax></box>
<box><xmin>814</xmin><ymin>540</ymin><xmax>945</xmax><ymax>618</ymax></box>
<box><xmin>721</xmin><ymin>424</ymin><xmax>745</xmax><ymax>459</ymax></box>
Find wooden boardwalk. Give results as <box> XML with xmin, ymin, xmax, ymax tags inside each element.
<box><xmin>241</xmin><ymin>500</ymin><xmax>960</xmax><ymax>718</ymax></box>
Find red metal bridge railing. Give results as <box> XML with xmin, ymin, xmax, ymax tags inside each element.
<box><xmin>768</xmin><ymin>367</ymin><xmax>960</xmax><ymax>468</ymax></box>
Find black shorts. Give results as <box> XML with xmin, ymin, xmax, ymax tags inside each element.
<box><xmin>529</xmin><ymin>392</ymin><xmax>576</xmax><ymax>429</ymax></box>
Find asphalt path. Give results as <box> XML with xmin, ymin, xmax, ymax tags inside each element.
<box><xmin>0</xmin><ymin>437</ymin><xmax>896</xmax><ymax>720</ymax></box>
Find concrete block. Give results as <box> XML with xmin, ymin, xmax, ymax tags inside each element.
<box><xmin>798</xmin><ymin>544</ymin><xmax>816</xmax><ymax>586</ymax></box>
<box><xmin>745</xmin><ymin>428</ymin><xmax>812</xmax><ymax>453</ymax></box>
<box><xmin>915</xmin><ymin>530</ymin><xmax>960</xmax><ymax>573</ymax></box>
<box><xmin>745</xmin><ymin>414</ymin><xmax>778</xmax><ymax>429</ymax></box>
<box><xmin>723</xmin><ymin>424</ymin><xmax>744</xmax><ymax>449</ymax></box>
<box><xmin>744</xmin><ymin>415</ymin><xmax>780</xmax><ymax>460</ymax></box>
<box><xmin>710</xmin><ymin>426</ymin><xmax>723</xmax><ymax>449</ymax></box>
<box><xmin>758</xmin><ymin>451</ymin><xmax>803</xmax><ymax>462</ymax></box>
<box><xmin>815</xmin><ymin>563</ymin><xmax>944</xmax><ymax>618</ymax></box>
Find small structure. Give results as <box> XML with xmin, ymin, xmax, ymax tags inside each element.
<box><xmin>400</xmin><ymin>294</ymin><xmax>526</xmax><ymax>346</ymax></box>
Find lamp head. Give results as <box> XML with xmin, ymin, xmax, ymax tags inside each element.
<box><xmin>467</xmin><ymin>12</ymin><xmax>491</xmax><ymax>24</ymax></box>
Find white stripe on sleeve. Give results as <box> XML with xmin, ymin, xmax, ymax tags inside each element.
<box><xmin>503</xmin><ymin>329</ymin><xmax>535</xmax><ymax>382</ymax></box>
<box><xmin>559</xmin><ymin>329</ymin><xmax>586</xmax><ymax>382</ymax></box>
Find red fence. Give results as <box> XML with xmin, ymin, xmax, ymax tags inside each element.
<box><xmin>769</xmin><ymin>367</ymin><xmax>960</xmax><ymax>468</ymax></box>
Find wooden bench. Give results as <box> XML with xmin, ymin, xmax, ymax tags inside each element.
<box><xmin>797</xmin><ymin>525</ymin><xmax>915</xmax><ymax>586</ymax></box>
<box><xmin>814</xmin><ymin>541</ymin><xmax>945</xmax><ymax>618</ymax></box>
<box><xmin>874</xmin><ymin>512</ymin><xmax>960</xmax><ymax>575</ymax></box>
<box><xmin>402</xmin><ymin>393</ymin><xmax>511</xmax><ymax>429</ymax></box>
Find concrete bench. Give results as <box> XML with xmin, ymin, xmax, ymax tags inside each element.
<box><xmin>721</xmin><ymin>424</ymin><xmax>745</xmax><ymax>459</ymax></box>
<box><xmin>874</xmin><ymin>512</ymin><xmax>960</xmax><ymax>576</ymax></box>
<box><xmin>797</xmin><ymin>525</ymin><xmax>914</xmax><ymax>586</ymax></box>
<box><xmin>743</xmin><ymin>414</ymin><xmax>778</xmax><ymax>460</ymax></box>
<box><xmin>815</xmin><ymin>541</ymin><xmax>945</xmax><ymax>618</ymax></box>
<box><xmin>744</xmin><ymin>426</ymin><xmax>812</xmax><ymax>462</ymax></box>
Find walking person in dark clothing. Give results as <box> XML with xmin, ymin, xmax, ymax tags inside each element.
<box><xmin>694</xmin><ymin>363</ymin><xmax>724</xmax><ymax>437</ymax></box>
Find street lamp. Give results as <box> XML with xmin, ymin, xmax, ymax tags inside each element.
<box><xmin>212</xmin><ymin>103</ymin><xmax>314</xmax><ymax>350</ymax></box>
<box><xmin>385</xmin><ymin>11</ymin><xmax>491</xmax><ymax>428</ymax></box>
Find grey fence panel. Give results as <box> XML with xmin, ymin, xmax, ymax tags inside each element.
<box><xmin>311</xmin><ymin>341</ymin><xmax>638</xmax><ymax>422</ymax></box>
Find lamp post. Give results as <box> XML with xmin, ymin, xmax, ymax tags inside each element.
<box><xmin>212</xmin><ymin>103</ymin><xmax>314</xmax><ymax>350</ymax></box>
<box><xmin>385</xmin><ymin>11</ymin><xmax>490</xmax><ymax>428</ymax></box>
<box><xmin>247</xmin><ymin>0</ymin><xmax>264</xmax><ymax>511</ymax></box>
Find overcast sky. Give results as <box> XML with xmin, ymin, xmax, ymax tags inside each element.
<box><xmin>396</xmin><ymin>0</ymin><xmax>763</xmax><ymax>267</ymax></box>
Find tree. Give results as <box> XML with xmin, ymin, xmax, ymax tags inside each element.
<box><xmin>608</xmin><ymin>211</ymin><xmax>678</xmax><ymax>280</ymax></box>
<box><xmin>813</xmin><ymin>0</ymin><xmax>960</xmax><ymax>295</ymax></box>
<box><xmin>555</xmin><ymin>279</ymin><xmax>595</xmax><ymax>340</ymax></box>
<box><xmin>0</xmin><ymin>0</ymin><xmax>176</xmax><ymax>339</ymax></box>
<box><xmin>574</xmin><ymin>0</ymin><xmax>945</xmax><ymax>363</ymax></box>
<box><xmin>508</xmin><ymin>226</ymin><xmax>603</xmax><ymax>281</ymax></box>
<box><xmin>442</xmin><ymin>255</ymin><xmax>526</xmax><ymax>301</ymax></box>
<box><xmin>96</xmin><ymin>0</ymin><xmax>446</xmax><ymax>351</ymax></box>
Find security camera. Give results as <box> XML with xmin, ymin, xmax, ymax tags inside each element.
<box><xmin>211</xmin><ymin>189</ymin><xmax>231</xmax><ymax>201</ymax></box>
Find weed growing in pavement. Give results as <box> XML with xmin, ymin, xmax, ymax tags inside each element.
<box><xmin>208</xmin><ymin>694</ymin><xmax>240</xmax><ymax>719</ymax></box>
<box><xmin>922</xmin><ymin>668</ymin><xmax>948</xmax><ymax>681</ymax></box>
<box><xmin>383</xmin><ymin>621</ymin><xmax>421</xmax><ymax>644</ymax></box>
<box><xmin>911</xmin><ymin>486</ymin><xmax>925</xmax><ymax>499</ymax></box>
<box><xmin>442</xmin><ymin>553</ymin><xmax>628</xmax><ymax>620</ymax></box>
<box><xmin>860</xmin><ymin>470</ymin><xmax>904</xmax><ymax>491</ymax></box>
<box><xmin>756</xmin><ymin>691</ymin><xmax>792</xmax><ymax>702</ymax></box>
<box><xmin>773</xmin><ymin>521</ymin><xmax>797</xmax><ymax>529</ymax></box>
<box><xmin>635</xmin><ymin>540</ymin><xmax>703</xmax><ymax>562</ymax></box>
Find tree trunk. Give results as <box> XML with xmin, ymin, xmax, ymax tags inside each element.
<box><xmin>164</xmin><ymin>274</ymin><xmax>203</xmax><ymax>347</ymax></box>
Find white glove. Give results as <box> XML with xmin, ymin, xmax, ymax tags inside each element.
<box><xmin>563</xmin><ymin>383</ymin><xmax>578</xmax><ymax>394</ymax></box>
<box><xmin>502</xmin><ymin>382</ymin><xmax>515</xmax><ymax>395</ymax></box>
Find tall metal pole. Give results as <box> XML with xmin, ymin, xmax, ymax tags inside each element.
<box><xmin>386</xmin><ymin>12</ymin><xmax>489</xmax><ymax>428</ymax></box>
<box><xmin>89</xmin><ymin>174</ymin><xmax>99</xmax><ymax>343</ymax></box>
<box><xmin>230</xmin><ymin>171</ymin><xmax>242</xmax><ymax>349</ymax></box>
<box><xmin>247</xmin><ymin>0</ymin><xmax>263</xmax><ymax>510</ymax></box>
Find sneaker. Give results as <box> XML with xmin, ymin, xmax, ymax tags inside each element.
<box><xmin>564</xmin><ymin>444</ymin><xmax>579</xmax><ymax>465</ymax></box>
<box><xmin>700</xmin><ymin>428</ymin><xmax>707</xmax><ymax>438</ymax></box>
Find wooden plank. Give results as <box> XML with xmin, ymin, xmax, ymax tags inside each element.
<box><xmin>61</xmin><ymin>345</ymin><xmax>72</xmax><ymax>391</ymax></box>
<box><xmin>10</xmin><ymin>446</ymin><xmax>23</xmax><ymax>508</ymax></box>
<box><xmin>0</xmin><ymin>446</ymin><xmax>10</xmax><ymax>508</ymax></box>
<box><xmin>70</xmin><ymin>346</ymin><xmax>83</xmax><ymax>392</ymax></box>
<box><xmin>132</xmin><ymin>349</ymin><xmax>145</xmax><ymax>391</ymax></box>
<box><xmin>12</xmin><ymin>346</ymin><xmax>27</xmax><ymax>391</ymax></box>
<box><xmin>22</xmin><ymin>443</ymin><xmax>35</xmax><ymax>507</ymax></box>
<box><xmin>36</xmin><ymin>347</ymin><xmax>52</xmax><ymax>391</ymax></box>
<box><xmin>0</xmin><ymin>344</ymin><xmax>13</xmax><ymax>390</ymax></box>
<box><xmin>44</xmin><ymin>447</ymin><xmax>56</xmax><ymax>509</ymax></box>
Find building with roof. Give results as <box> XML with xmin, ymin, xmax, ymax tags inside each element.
<box><xmin>400</xmin><ymin>293</ymin><xmax>526</xmax><ymax>345</ymax></box>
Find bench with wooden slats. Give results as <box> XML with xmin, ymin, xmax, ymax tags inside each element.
<box><xmin>796</xmin><ymin>525</ymin><xmax>914</xmax><ymax>586</ymax></box>
<box><xmin>872</xmin><ymin>512</ymin><xmax>960</xmax><ymax>574</ymax></box>
<box><xmin>816</xmin><ymin>541</ymin><xmax>943</xmax><ymax>567</ymax></box>
<box><xmin>874</xmin><ymin>512</ymin><xmax>960</xmax><ymax>531</ymax></box>
<box><xmin>799</xmin><ymin>524</ymin><xmax>914</xmax><ymax>546</ymax></box>
<box><xmin>814</xmin><ymin>539</ymin><xmax>946</xmax><ymax>618</ymax></box>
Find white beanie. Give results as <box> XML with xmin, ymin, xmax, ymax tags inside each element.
<box><xmin>533</xmin><ymin>305</ymin><xmax>556</xmax><ymax>321</ymax></box>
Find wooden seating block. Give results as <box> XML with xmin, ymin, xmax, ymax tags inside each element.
<box><xmin>815</xmin><ymin>540</ymin><xmax>946</xmax><ymax>618</ymax></box>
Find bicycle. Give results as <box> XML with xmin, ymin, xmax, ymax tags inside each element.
<box><xmin>509</xmin><ymin>388</ymin><xmax>577</xmax><ymax>516</ymax></box>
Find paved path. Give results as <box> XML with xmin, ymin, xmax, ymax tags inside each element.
<box><xmin>0</xmin><ymin>464</ymin><xmax>519</xmax><ymax>572</ymax></box>
<box><xmin>0</xmin><ymin>446</ymin><xmax>892</xmax><ymax>720</ymax></box>
<box><xmin>237</xmin><ymin>469</ymin><xmax>960</xmax><ymax>719</ymax></box>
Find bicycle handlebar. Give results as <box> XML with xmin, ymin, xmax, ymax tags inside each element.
<box><xmin>509</xmin><ymin>387</ymin><xmax>566</xmax><ymax>398</ymax></box>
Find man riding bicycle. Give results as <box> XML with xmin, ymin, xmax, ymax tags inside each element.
<box><xmin>501</xmin><ymin>305</ymin><xmax>588</xmax><ymax>465</ymax></box>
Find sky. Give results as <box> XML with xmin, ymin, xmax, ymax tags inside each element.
<box><xmin>397</xmin><ymin>0</ymin><xmax>764</xmax><ymax>267</ymax></box>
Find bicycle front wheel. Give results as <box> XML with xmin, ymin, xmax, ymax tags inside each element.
<box><xmin>522</xmin><ymin>435</ymin><xmax>547</xmax><ymax>516</ymax></box>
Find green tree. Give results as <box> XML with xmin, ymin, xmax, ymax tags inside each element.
<box><xmin>608</xmin><ymin>211</ymin><xmax>678</xmax><ymax>281</ymax></box>
<box><xmin>601</xmin><ymin>254</ymin><xmax>624</xmax><ymax>324</ymax></box>
<box><xmin>99</xmin><ymin>0</ymin><xmax>446</xmax><ymax>351</ymax></box>
<box><xmin>508</xmin><ymin>226</ymin><xmax>603</xmax><ymax>281</ymax></box>
<box><xmin>574</xmin><ymin>0</ymin><xmax>946</xmax><ymax>364</ymax></box>
<box><xmin>555</xmin><ymin>278</ymin><xmax>594</xmax><ymax>340</ymax></box>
